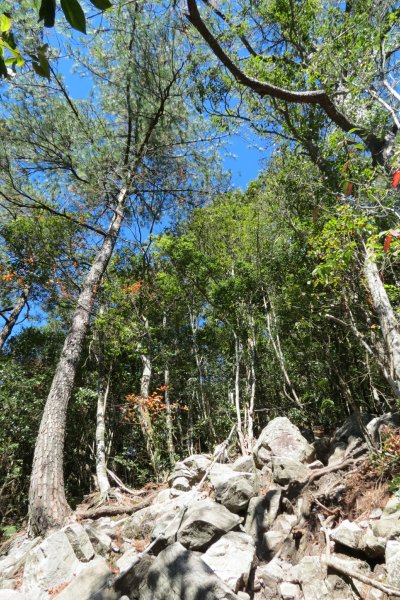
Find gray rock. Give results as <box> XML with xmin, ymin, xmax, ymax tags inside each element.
<box><xmin>122</xmin><ymin>490</ymin><xmax>204</xmax><ymax>540</ymax></box>
<box><xmin>271</xmin><ymin>456</ymin><xmax>310</xmax><ymax>486</ymax></box>
<box><xmin>113</xmin><ymin>554</ymin><xmax>154</xmax><ymax>600</ymax></box>
<box><xmin>63</xmin><ymin>524</ymin><xmax>95</xmax><ymax>562</ymax></box>
<box><xmin>0</xmin><ymin>536</ymin><xmax>41</xmax><ymax>579</ymax></box>
<box><xmin>21</xmin><ymin>530</ymin><xmax>81</xmax><ymax>600</ymax></box>
<box><xmin>116</xmin><ymin>548</ymin><xmax>140</xmax><ymax>572</ymax></box>
<box><xmin>140</xmin><ymin>542</ymin><xmax>239</xmax><ymax>599</ymax></box>
<box><xmin>169</xmin><ymin>455</ymin><xmax>211</xmax><ymax>487</ymax></box>
<box><xmin>56</xmin><ymin>556</ymin><xmax>112</xmax><ymax>600</ymax></box>
<box><xmin>202</xmin><ymin>532</ymin><xmax>255</xmax><ymax>592</ymax></box>
<box><xmin>386</xmin><ymin>539</ymin><xmax>400</xmax><ymax>588</ymax></box>
<box><xmin>372</xmin><ymin>496</ymin><xmax>400</xmax><ymax>539</ymax></box>
<box><xmin>245</xmin><ymin>489</ymin><xmax>282</xmax><ymax>539</ymax></box>
<box><xmin>232</xmin><ymin>456</ymin><xmax>256</xmax><ymax>473</ymax></box>
<box><xmin>263</xmin><ymin>514</ymin><xmax>297</xmax><ymax>556</ymax></box>
<box><xmin>171</xmin><ymin>476</ymin><xmax>191</xmax><ymax>492</ymax></box>
<box><xmin>254</xmin><ymin>417</ymin><xmax>315</xmax><ymax>467</ymax></box>
<box><xmin>177</xmin><ymin>499</ymin><xmax>243</xmax><ymax>551</ymax></box>
<box><xmin>279</xmin><ymin>581</ymin><xmax>301</xmax><ymax>599</ymax></box>
<box><xmin>84</xmin><ymin>524</ymin><xmax>112</xmax><ymax>556</ymax></box>
<box><xmin>0</xmin><ymin>592</ymin><xmax>30</xmax><ymax>600</ymax></box>
<box><xmin>297</xmin><ymin>556</ymin><xmax>333</xmax><ymax>599</ymax></box>
<box><xmin>330</xmin><ymin>519</ymin><xmax>363</xmax><ymax>551</ymax></box>
<box><xmin>209</xmin><ymin>465</ymin><xmax>258</xmax><ymax>513</ymax></box>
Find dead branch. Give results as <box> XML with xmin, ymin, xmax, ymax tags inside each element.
<box><xmin>326</xmin><ymin>557</ymin><xmax>400</xmax><ymax>597</ymax></box>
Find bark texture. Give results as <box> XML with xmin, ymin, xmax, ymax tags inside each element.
<box><xmin>364</xmin><ymin>248</ymin><xmax>400</xmax><ymax>396</ymax></box>
<box><xmin>0</xmin><ymin>284</ymin><xmax>30</xmax><ymax>349</ymax></box>
<box><xmin>28</xmin><ymin>189</ymin><xmax>126</xmax><ymax>536</ymax></box>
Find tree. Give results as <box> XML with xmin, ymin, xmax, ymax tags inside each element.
<box><xmin>185</xmin><ymin>0</ymin><xmax>400</xmax><ymax>170</ymax></box>
<box><xmin>0</xmin><ymin>1</ymin><xmax>218</xmax><ymax>535</ymax></box>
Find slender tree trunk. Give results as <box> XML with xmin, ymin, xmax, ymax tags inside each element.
<box><xmin>137</xmin><ymin>351</ymin><xmax>158</xmax><ymax>476</ymax></box>
<box><xmin>95</xmin><ymin>305</ymin><xmax>111</xmax><ymax>497</ymax></box>
<box><xmin>364</xmin><ymin>247</ymin><xmax>400</xmax><ymax>396</ymax></box>
<box><xmin>164</xmin><ymin>366</ymin><xmax>175</xmax><ymax>465</ymax></box>
<box><xmin>28</xmin><ymin>188</ymin><xmax>127</xmax><ymax>536</ymax></box>
<box><xmin>188</xmin><ymin>307</ymin><xmax>216</xmax><ymax>442</ymax></box>
<box><xmin>0</xmin><ymin>284</ymin><xmax>30</xmax><ymax>349</ymax></box>
<box><xmin>246</xmin><ymin>316</ymin><xmax>256</xmax><ymax>450</ymax></box>
<box><xmin>263</xmin><ymin>295</ymin><xmax>303</xmax><ymax>408</ymax></box>
<box><xmin>233</xmin><ymin>331</ymin><xmax>247</xmax><ymax>455</ymax></box>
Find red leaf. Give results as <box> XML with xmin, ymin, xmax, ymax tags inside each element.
<box><xmin>384</xmin><ymin>234</ymin><xmax>393</xmax><ymax>252</ymax></box>
<box><xmin>392</xmin><ymin>169</ymin><xmax>400</xmax><ymax>189</ymax></box>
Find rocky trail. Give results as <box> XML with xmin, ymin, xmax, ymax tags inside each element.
<box><xmin>2</xmin><ymin>415</ymin><xmax>400</xmax><ymax>600</ymax></box>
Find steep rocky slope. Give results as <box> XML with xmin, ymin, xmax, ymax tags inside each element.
<box><xmin>1</xmin><ymin>415</ymin><xmax>400</xmax><ymax>599</ymax></box>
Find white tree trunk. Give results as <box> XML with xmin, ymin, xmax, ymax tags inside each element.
<box><xmin>364</xmin><ymin>248</ymin><xmax>400</xmax><ymax>396</ymax></box>
<box><xmin>233</xmin><ymin>331</ymin><xmax>247</xmax><ymax>455</ymax></box>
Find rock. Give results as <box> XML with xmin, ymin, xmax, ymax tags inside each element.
<box><xmin>386</xmin><ymin>539</ymin><xmax>400</xmax><ymax>587</ymax></box>
<box><xmin>122</xmin><ymin>490</ymin><xmax>204</xmax><ymax>540</ymax></box>
<box><xmin>253</xmin><ymin>560</ymin><xmax>284</xmax><ymax>599</ymax></box>
<box><xmin>169</xmin><ymin>455</ymin><xmax>211</xmax><ymax>487</ymax></box>
<box><xmin>245</xmin><ymin>489</ymin><xmax>282</xmax><ymax>540</ymax></box>
<box><xmin>254</xmin><ymin>417</ymin><xmax>315</xmax><ymax>467</ymax></box>
<box><xmin>297</xmin><ymin>556</ymin><xmax>332</xmax><ymax>599</ymax></box>
<box><xmin>308</xmin><ymin>460</ymin><xmax>324</xmax><ymax>470</ymax></box>
<box><xmin>332</xmin><ymin>413</ymin><xmax>372</xmax><ymax>443</ymax></box>
<box><xmin>209</xmin><ymin>465</ymin><xmax>258</xmax><ymax>513</ymax></box>
<box><xmin>116</xmin><ymin>548</ymin><xmax>140</xmax><ymax>572</ymax></box>
<box><xmin>21</xmin><ymin>530</ymin><xmax>81</xmax><ymax>599</ymax></box>
<box><xmin>0</xmin><ymin>592</ymin><xmax>30</xmax><ymax>600</ymax></box>
<box><xmin>55</xmin><ymin>556</ymin><xmax>112</xmax><ymax>600</ymax></box>
<box><xmin>279</xmin><ymin>581</ymin><xmax>301</xmax><ymax>599</ymax></box>
<box><xmin>63</xmin><ymin>524</ymin><xmax>95</xmax><ymax>562</ymax></box>
<box><xmin>372</xmin><ymin>496</ymin><xmax>400</xmax><ymax>540</ymax></box>
<box><xmin>113</xmin><ymin>555</ymin><xmax>154</xmax><ymax>600</ymax></box>
<box><xmin>232</xmin><ymin>456</ymin><xmax>256</xmax><ymax>473</ymax></box>
<box><xmin>263</xmin><ymin>514</ymin><xmax>297</xmax><ymax>557</ymax></box>
<box><xmin>202</xmin><ymin>532</ymin><xmax>255</xmax><ymax>592</ymax></box>
<box><xmin>330</xmin><ymin>519</ymin><xmax>363</xmax><ymax>551</ymax></box>
<box><xmin>177</xmin><ymin>499</ymin><xmax>243</xmax><ymax>551</ymax></box>
<box><xmin>84</xmin><ymin>523</ymin><xmax>112</xmax><ymax>556</ymax></box>
<box><xmin>271</xmin><ymin>456</ymin><xmax>310</xmax><ymax>486</ymax></box>
<box><xmin>140</xmin><ymin>542</ymin><xmax>239</xmax><ymax>599</ymax></box>
<box><xmin>171</xmin><ymin>476</ymin><xmax>191</xmax><ymax>492</ymax></box>
<box><xmin>236</xmin><ymin>593</ymin><xmax>250</xmax><ymax>600</ymax></box>
<box><xmin>0</xmin><ymin>536</ymin><xmax>41</xmax><ymax>579</ymax></box>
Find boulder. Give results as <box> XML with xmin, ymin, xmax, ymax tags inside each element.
<box><xmin>171</xmin><ymin>477</ymin><xmax>191</xmax><ymax>492</ymax></box>
<box><xmin>231</xmin><ymin>456</ymin><xmax>256</xmax><ymax>473</ymax></box>
<box><xmin>83</xmin><ymin>524</ymin><xmax>112</xmax><ymax>556</ymax></box>
<box><xmin>271</xmin><ymin>456</ymin><xmax>310</xmax><ymax>486</ymax></box>
<box><xmin>113</xmin><ymin>554</ymin><xmax>154</xmax><ymax>600</ymax></box>
<box><xmin>254</xmin><ymin>417</ymin><xmax>315</xmax><ymax>467</ymax></box>
<box><xmin>169</xmin><ymin>455</ymin><xmax>211</xmax><ymax>487</ymax></box>
<box><xmin>0</xmin><ymin>592</ymin><xmax>30</xmax><ymax>600</ymax></box>
<box><xmin>209</xmin><ymin>465</ymin><xmax>258</xmax><ymax>513</ymax></box>
<box><xmin>116</xmin><ymin>548</ymin><xmax>140</xmax><ymax>572</ymax></box>
<box><xmin>279</xmin><ymin>581</ymin><xmax>301</xmax><ymax>599</ymax></box>
<box><xmin>122</xmin><ymin>490</ymin><xmax>204</xmax><ymax>540</ymax></box>
<box><xmin>372</xmin><ymin>496</ymin><xmax>400</xmax><ymax>540</ymax></box>
<box><xmin>0</xmin><ymin>536</ymin><xmax>41</xmax><ymax>580</ymax></box>
<box><xmin>263</xmin><ymin>514</ymin><xmax>297</xmax><ymax>557</ymax></box>
<box><xmin>63</xmin><ymin>524</ymin><xmax>95</xmax><ymax>563</ymax></box>
<box><xmin>140</xmin><ymin>542</ymin><xmax>239</xmax><ymax>599</ymax></box>
<box><xmin>245</xmin><ymin>489</ymin><xmax>282</xmax><ymax>540</ymax></box>
<box><xmin>177</xmin><ymin>499</ymin><xmax>243</xmax><ymax>551</ymax></box>
<box><xmin>21</xmin><ymin>530</ymin><xmax>81</xmax><ymax>599</ymax></box>
<box><xmin>386</xmin><ymin>539</ymin><xmax>400</xmax><ymax>588</ymax></box>
<box><xmin>55</xmin><ymin>556</ymin><xmax>112</xmax><ymax>600</ymax></box>
<box><xmin>201</xmin><ymin>532</ymin><xmax>255</xmax><ymax>592</ymax></box>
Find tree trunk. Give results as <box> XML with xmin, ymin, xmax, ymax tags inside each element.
<box><xmin>164</xmin><ymin>366</ymin><xmax>175</xmax><ymax>465</ymax></box>
<box><xmin>0</xmin><ymin>284</ymin><xmax>30</xmax><ymax>349</ymax></box>
<box><xmin>28</xmin><ymin>188</ymin><xmax>127</xmax><ymax>536</ymax></box>
<box><xmin>137</xmin><ymin>350</ymin><xmax>158</xmax><ymax>476</ymax></box>
<box><xmin>364</xmin><ymin>247</ymin><xmax>400</xmax><ymax>396</ymax></box>
<box><xmin>246</xmin><ymin>316</ymin><xmax>256</xmax><ymax>450</ymax></box>
<box><xmin>233</xmin><ymin>331</ymin><xmax>247</xmax><ymax>455</ymax></box>
<box><xmin>188</xmin><ymin>307</ymin><xmax>216</xmax><ymax>442</ymax></box>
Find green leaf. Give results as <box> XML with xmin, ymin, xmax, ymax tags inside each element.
<box><xmin>0</xmin><ymin>13</ymin><xmax>11</xmax><ymax>33</ymax></box>
<box><xmin>32</xmin><ymin>61</ymin><xmax>49</xmax><ymax>78</ymax></box>
<box><xmin>39</xmin><ymin>0</ymin><xmax>56</xmax><ymax>27</ymax></box>
<box><xmin>89</xmin><ymin>0</ymin><xmax>112</xmax><ymax>9</ymax></box>
<box><xmin>60</xmin><ymin>0</ymin><xmax>86</xmax><ymax>34</ymax></box>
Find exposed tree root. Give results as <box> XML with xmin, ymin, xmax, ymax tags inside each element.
<box><xmin>326</xmin><ymin>557</ymin><xmax>400</xmax><ymax>597</ymax></box>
